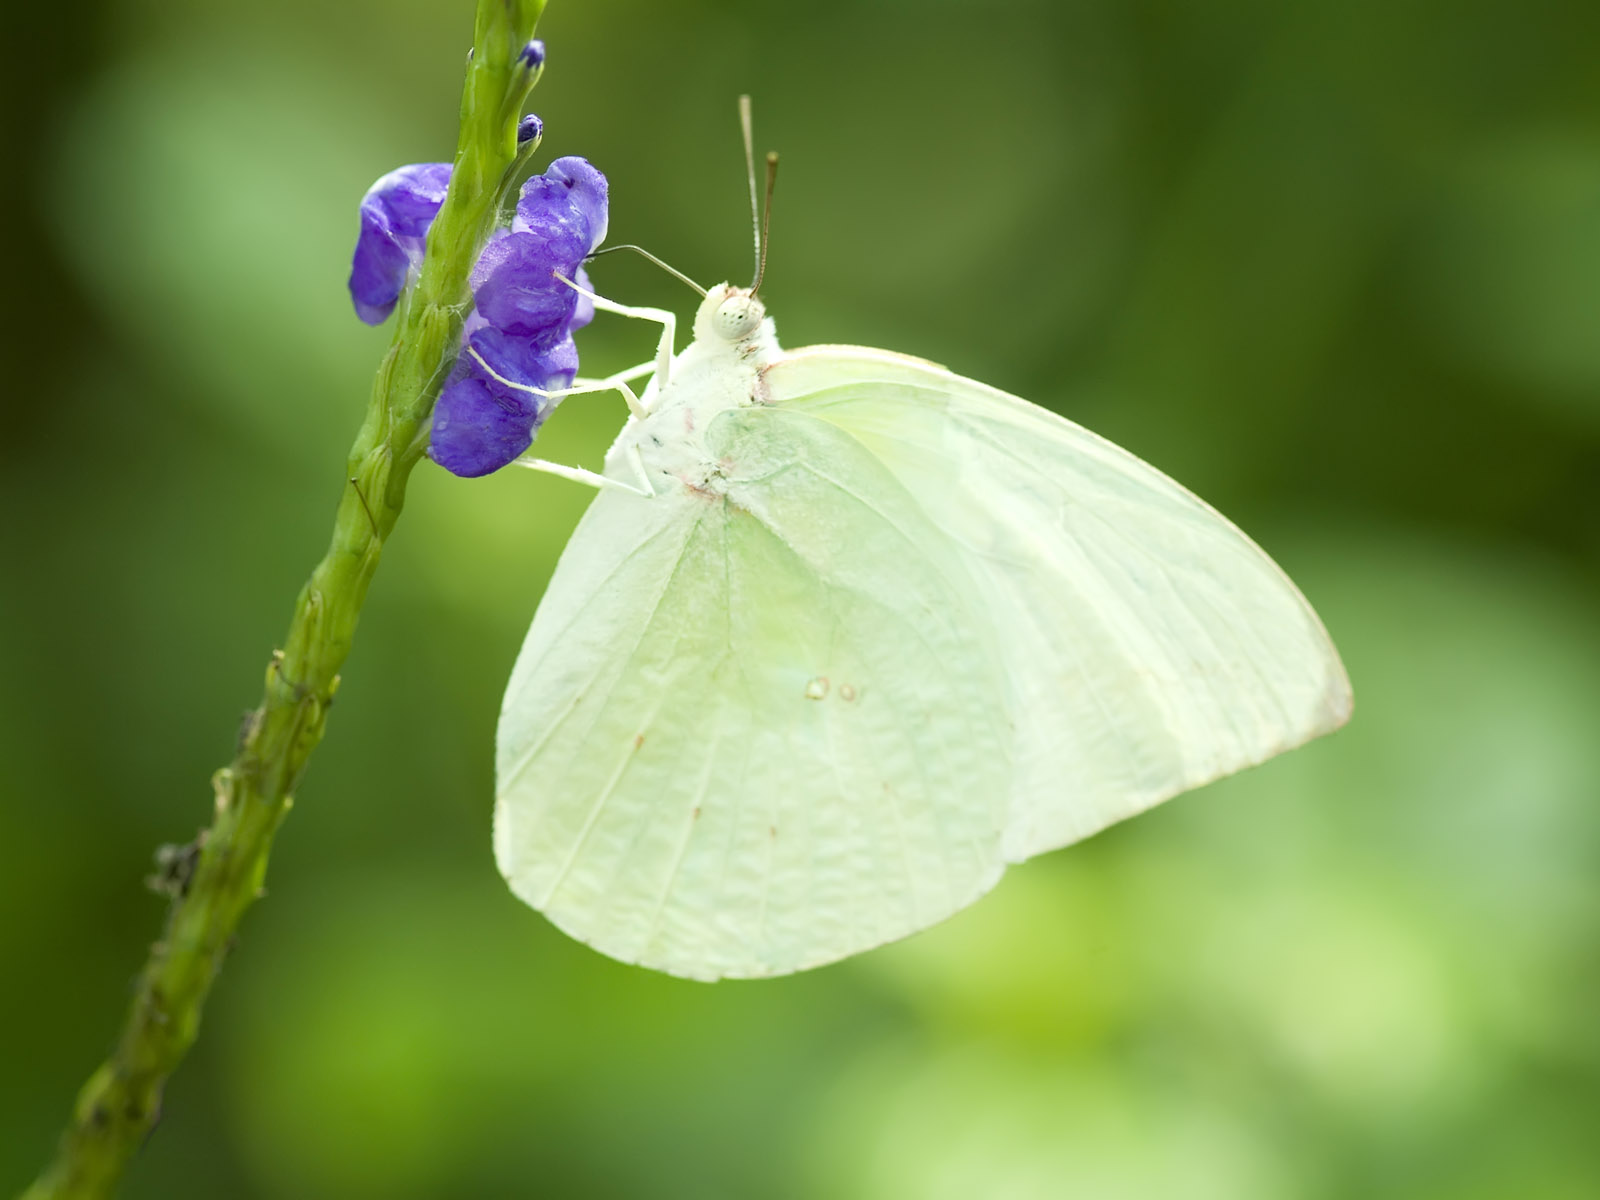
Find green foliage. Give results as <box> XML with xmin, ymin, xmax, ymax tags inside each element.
<box><xmin>4</xmin><ymin>0</ymin><xmax>1598</xmax><ymax>1196</ymax></box>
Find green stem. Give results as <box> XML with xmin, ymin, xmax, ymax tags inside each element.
<box><xmin>22</xmin><ymin>3</ymin><xmax>546</xmax><ymax>1196</ymax></box>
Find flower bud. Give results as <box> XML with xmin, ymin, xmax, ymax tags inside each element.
<box><xmin>518</xmin><ymin>39</ymin><xmax>546</xmax><ymax>82</ymax></box>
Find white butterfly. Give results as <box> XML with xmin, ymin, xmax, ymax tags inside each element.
<box><xmin>492</xmin><ymin>113</ymin><xmax>1352</xmax><ymax>982</ymax></box>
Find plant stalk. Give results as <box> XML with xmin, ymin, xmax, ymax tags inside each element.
<box><xmin>21</xmin><ymin>2</ymin><xmax>547</xmax><ymax>1195</ymax></box>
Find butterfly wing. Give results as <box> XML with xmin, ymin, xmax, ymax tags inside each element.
<box><xmin>494</xmin><ymin>409</ymin><xmax>1012</xmax><ymax>980</ymax></box>
<box><xmin>764</xmin><ymin>345</ymin><xmax>1353</xmax><ymax>862</ymax></box>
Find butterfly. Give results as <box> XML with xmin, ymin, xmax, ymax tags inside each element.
<box><xmin>491</xmin><ymin>104</ymin><xmax>1352</xmax><ymax>981</ymax></box>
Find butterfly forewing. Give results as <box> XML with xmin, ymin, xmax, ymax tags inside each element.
<box><xmin>766</xmin><ymin>346</ymin><xmax>1353</xmax><ymax>862</ymax></box>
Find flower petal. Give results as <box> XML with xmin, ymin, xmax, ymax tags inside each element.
<box><xmin>348</xmin><ymin>206</ymin><xmax>414</xmax><ymax>326</ymax></box>
<box><xmin>470</xmin><ymin>229</ymin><xmax>584</xmax><ymax>337</ymax></box>
<box><xmin>372</xmin><ymin>162</ymin><xmax>452</xmax><ymax>238</ymax></box>
<box><xmin>571</xmin><ymin>265</ymin><xmax>596</xmax><ymax>332</ymax></box>
<box><xmin>347</xmin><ymin>162</ymin><xmax>452</xmax><ymax>325</ymax></box>
<box><xmin>514</xmin><ymin>156</ymin><xmax>608</xmax><ymax>253</ymax></box>
<box><xmin>427</xmin><ymin>375</ymin><xmax>537</xmax><ymax>478</ymax></box>
<box><xmin>547</xmin><ymin>156</ymin><xmax>609</xmax><ymax>250</ymax></box>
<box><xmin>468</xmin><ymin>323</ymin><xmax>580</xmax><ymax>396</ymax></box>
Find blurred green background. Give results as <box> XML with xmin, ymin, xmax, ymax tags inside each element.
<box><xmin>4</xmin><ymin>0</ymin><xmax>1599</xmax><ymax>1196</ymax></box>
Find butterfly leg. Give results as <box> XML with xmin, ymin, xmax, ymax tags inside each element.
<box><xmin>465</xmin><ymin>348</ymin><xmax>651</xmax><ymax>419</ymax></box>
<box><xmin>571</xmin><ymin>358</ymin><xmax>657</xmax><ymax>394</ymax></box>
<box><xmin>514</xmin><ymin>444</ymin><xmax>653</xmax><ymax>497</ymax></box>
<box><xmin>556</xmin><ymin>272</ymin><xmax>676</xmax><ymax>396</ymax></box>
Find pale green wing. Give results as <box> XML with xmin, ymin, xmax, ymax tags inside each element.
<box><xmin>765</xmin><ymin>345</ymin><xmax>1353</xmax><ymax>862</ymax></box>
<box><xmin>494</xmin><ymin>408</ymin><xmax>1011</xmax><ymax>980</ymax></box>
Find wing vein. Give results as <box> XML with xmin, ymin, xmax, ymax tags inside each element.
<box><xmin>500</xmin><ymin>507</ymin><xmax>699</xmax><ymax>789</ymax></box>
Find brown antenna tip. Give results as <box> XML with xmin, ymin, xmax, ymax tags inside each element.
<box><xmin>754</xmin><ymin>152</ymin><xmax>779</xmax><ymax>293</ymax></box>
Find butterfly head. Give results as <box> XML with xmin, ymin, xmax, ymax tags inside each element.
<box><xmin>696</xmin><ymin>283</ymin><xmax>769</xmax><ymax>348</ymax></box>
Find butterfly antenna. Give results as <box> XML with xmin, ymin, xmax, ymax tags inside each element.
<box><xmin>739</xmin><ymin>94</ymin><xmax>761</xmax><ymax>289</ymax></box>
<box><xmin>585</xmin><ymin>244</ymin><xmax>707</xmax><ymax>296</ymax></box>
<box><xmin>753</xmin><ymin>151</ymin><xmax>778</xmax><ymax>295</ymax></box>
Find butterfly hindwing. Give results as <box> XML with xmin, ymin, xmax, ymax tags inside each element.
<box><xmin>495</xmin><ymin>406</ymin><xmax>1011</xmax><ymax>979</ymax></box>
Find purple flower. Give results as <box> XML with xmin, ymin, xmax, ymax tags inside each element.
<box><xmin>570</xmin><ymin>265</ymin><xmax>596</xmax><ymax>332</ymax></box>
<box><xmin>360</xmin><ymin>152</ymin><xmax>608</xmax><ymax>479</ymax></box>
<box><xmin>347</xmin><ymin>163</ymin><xmax>452</xmax><ymax>325</ymax></box>
<box><xmin>427</xmin><ymin>376</ymin><xmax>539</xmax><ymax>479</ymax></box>
<box><xmin>425</xmin><ymin>156</ymin><xmax>608</xmax><ymax>478</ymax></box>
<box><xmin>424</xmin><ymin>317</ymin><xmax>580</xmax><ymax>477</ymax></box>
<box><xmin>515</xmin><ymin>156</ymin><xmax>608</xmax><ymax>249</ymax></box>
<box><xmin>468</xmin><ymin>320</ymin><xmax>580</xmax><ymax>397</ymax></box>
<box><xmin>469</xmin><ymin>228</ymin><xmax>587</xmax><ymax>336</ymax></box>
<box><xmin>469</xmin><ymin>159</ymin><xmax>607</xmax><ymax>339</ymax></box>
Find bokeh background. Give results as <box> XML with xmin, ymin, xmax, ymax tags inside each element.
<box><xmin>4</xmin><ymin>0</ymin><xmax>1599</xmax><ymax>1196</ymax></box>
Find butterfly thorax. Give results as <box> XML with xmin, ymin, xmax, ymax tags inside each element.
<box><xmin>604</xmin><ymin>283</ymin><xmax>781</xmax><ymax>498</ymax></box>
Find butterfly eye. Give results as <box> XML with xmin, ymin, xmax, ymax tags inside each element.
<box><xmin>713</xmin><ymin>295</ymin><xmax>762</xmax><ymax>340</ymax></box>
